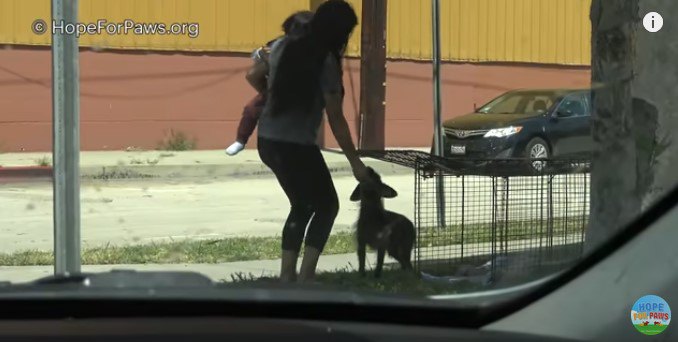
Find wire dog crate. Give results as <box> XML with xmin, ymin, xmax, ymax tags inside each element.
<box><xmin>360</xmin><ymin>150</ymin><xmax>590</xmax><ymax>286</ymax></box>
<box><xmin>415</xmin><ymin>156</ymin><xmax>590</xmax><ymax>285</ymax></box>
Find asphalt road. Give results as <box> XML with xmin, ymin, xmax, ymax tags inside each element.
<box><xmin>1</xmin><ymin>173</ymin><xmax>589</xmax><ymax>254</ymax></box>
<box><xmin>0</xmin><ymin>174</ymin><xmax>416</xmax><ymax>253</ymax></box>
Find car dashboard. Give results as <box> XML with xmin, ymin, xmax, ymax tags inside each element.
<box><xmin>0</xmin><ymin>317</ymin><xmax>579</xmax><ymax>342</ymax></box>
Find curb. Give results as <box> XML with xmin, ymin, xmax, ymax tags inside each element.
<box><xmin>0</xmin><ymin>161</ymin><xmax>414</xmax><ymax>181</ymax></box>
<box><xmin>79</xmin><ymin>159</ymin><xmax>414</xmax><ymax>180</ymax></box>
<box><xmin>0</xmin><ymin>150</ymin><xmax>426</xmax><ymax>181</ymax></box>
<box><xmin>0</xmin><ymin>166</ymin><xmax>53</xmax><ymax>179</ymax></box>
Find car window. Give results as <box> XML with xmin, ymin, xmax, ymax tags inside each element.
<box><xmin>584</xmin><ymin>93</ymin><xmax>592</xmax><ymax>115</ymax></box>
<box><xmin>525</xmin><ymin>96</ymin><xmax>555</xmax><ymax>114</ymax></box>
<box><xmin>479</xmin><ymin>92</ymin><xmax>557</xmax><ymax>114</ymax></box>
<box><xmin>556</xmin><ymin>93</ymin><xmax>589</xmax><ymax>117</ymax></box>
<box><xmin>480</xmin><ymin>93</ymin><xmax>522</xmax><ymax>113</ymax></box>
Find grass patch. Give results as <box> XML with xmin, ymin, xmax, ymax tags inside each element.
<box><xmin>0</xmin><ymin>232</ymin><xmax>358</xmax><ymax>266</ymax></box>
<box><xmin>0</xmin><ymin>218</ymin><xmax>586</xmax><ymax>266</ymax></box>
<box><xmin>634</xmin><ymin>324</ymin><xmax>667</xmax><ymax>336</ymax></box>
<box><xmin>158</xmin><ymin>130</ymin><xmax>196</xmax><ymax>151</ymax></box>
<box><xmin>87</xmin><ymin>168</ymin><xmax>155</xmax><ymax>180</ymax></box>
<box><xmin>35</xmin><ymin>156</ymin><xmax>51</xmax><ymax>167</ymax></box>
<box><xmin>418</xmin><ymin>217</ymin><xmax>586</xmax><ymax>247</ymax></box>
<box><xmin>227</xmin><ymin>267</ymin><xmax>479</xmax><ymax>296</ymax></box>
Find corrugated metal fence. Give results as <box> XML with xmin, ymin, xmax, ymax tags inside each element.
<box><xmin>0</xmin><ymin>0</ymin><xmax>591</xmax><ymax>65</ymax></box>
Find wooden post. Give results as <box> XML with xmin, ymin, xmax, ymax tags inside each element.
<box><xmin>359</xmin><ymin>0</ymin><xmax>387</xmax><ymax>150</ymax></box>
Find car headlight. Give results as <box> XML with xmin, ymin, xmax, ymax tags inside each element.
<box><xmin>484</xmin><ymin>126</ymin><xmax>523</xmax><ymax>138</ymax></box>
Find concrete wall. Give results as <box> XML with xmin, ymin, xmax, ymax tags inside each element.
<box><xmin>0</xmin><ymin>48</ymin><xmax>590</xmax><ymax>152</ymax></box>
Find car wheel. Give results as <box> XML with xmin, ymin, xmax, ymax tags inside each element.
<box><xmin>524</xmin><ymin>137</ymin><xmax>550</xmax><ymax>173</ymax></box>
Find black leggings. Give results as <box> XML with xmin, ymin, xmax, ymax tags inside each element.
<box><xmin>257</xmin><ymin>137</ymin><xmax>339</xmax><ymax>253</ymax></box>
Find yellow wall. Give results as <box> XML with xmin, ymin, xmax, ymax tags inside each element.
<box><xmin>0</xmin><ymin>0</ymin><xmax>591</xmax><ymax>65</ymax></box>
<box><xmin>388</xmin><ymin>0</ymin><xmax>591</xmax><ymax>65</ymax></box>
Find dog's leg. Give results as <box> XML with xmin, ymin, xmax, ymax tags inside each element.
<box><xmin>397</xmin><ymin>246</ymin><xmax>413</xmax><ymax>271</ymax></box>
<box><xmin>375</xmin><ymin>248</ymin><xmax>386</xmax><ymax>278</ymax></box>
<box><xmin>357</xmin><ymin>240</ymin><xmax>367</xmax><ymax>277</ymax></box>
<box><xmin>401</xmin><ymin>257</ymin><xmax>413</xmax><ymax>271</ymax></box>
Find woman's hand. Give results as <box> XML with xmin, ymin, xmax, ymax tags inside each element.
<box><xmin>351</xmin><ymin>160</ymin><xmax>370</xmax><ymax>183</ymax></box>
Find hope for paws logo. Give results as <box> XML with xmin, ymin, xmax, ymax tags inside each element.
<box><xmin>631</xmin><ymin>295</ymin><xmax>671</xmax><ymax>336</ymax></box>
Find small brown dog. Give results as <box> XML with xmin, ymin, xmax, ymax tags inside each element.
<box><xmin>350</xmin><ymin>167</ymin><xmax>415</xmax><ymax>277</ymax></box>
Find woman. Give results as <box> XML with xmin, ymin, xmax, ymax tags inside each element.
<box><xmin>255</xmin><ymin>0</ymin><xmax>369</xmax><ymax>283</ymax></box>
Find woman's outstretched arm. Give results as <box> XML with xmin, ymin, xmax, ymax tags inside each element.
<box><xmin>325</xmin><ymin>92</ymin><xmax>369</xmax><ymax>182</ymax></box>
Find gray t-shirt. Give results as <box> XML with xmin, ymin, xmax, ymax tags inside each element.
<box><xmin>257</xmin><ymin>37</ymin><xmax>343</xmax><ymax>145</ymax></box>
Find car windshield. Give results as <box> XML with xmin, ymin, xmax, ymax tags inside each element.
<box><xmin>477</xmin><ymin>92</ymin><xmax>559</xmax><ymax>115</ymax></box>
<box><xmin>1</xmin><ymin>0</ymin><xmax>676</xmax><ymax>325</ymax></box>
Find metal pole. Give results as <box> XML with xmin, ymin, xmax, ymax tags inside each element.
<box><xmin>52</xmin><ymin>0</ymin><xmax>81</xmax><ymax>275</ymax></box>
<box><xmin>432</xmin><ymin>0</ymin><xmax>446</xmax><ymax>228</ymax></box>
<box><xmin>432</xmin><ymin>0</ymin><xmax>443</xmax><ymax>156</ymax></box>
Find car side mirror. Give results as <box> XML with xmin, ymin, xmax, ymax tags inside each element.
<box><xmin>556</xmin><ymin>109</ymin><xmax>574</xmax><ymax>118</ymax></box>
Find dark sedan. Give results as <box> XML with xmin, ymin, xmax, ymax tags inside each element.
<box><xmin>436</xmin><ymin>89</ymin><xmax>592</xmax><ymax>170</ymax></box>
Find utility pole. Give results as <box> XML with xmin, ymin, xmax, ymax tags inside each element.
<box><xmin>359</xmin><ymin>0</ymin><xmax>387</xmax><ymax>150</ymax></box>
<box><xmin>52</xmin><ymin>0</ymin><xmax>81</xmax><ymax>275</ymax></box>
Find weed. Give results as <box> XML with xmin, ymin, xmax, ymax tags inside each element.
<box><xmin>35</xmin><ymin>156</ymin><xmax>51</xmax><ymax>167</ymax></box>
<box><xmin>158</xmin><ymin>130</ymin><xmax>196</xmax><ymax>151</ymax></box>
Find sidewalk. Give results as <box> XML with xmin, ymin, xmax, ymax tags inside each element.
<box><xmin>0</xmin><ymin>148</ymin><xmax>427</xmax><ymax>180</ymax></box>
<box><xmin>0</xmin><ymin>251</ymin><xmax>390</xmax><ymax>284</ymax></box>
<box><xmin>0</xmin><ymin>237</ymin><xmax>582</xmax><ymax>284</ymax></box>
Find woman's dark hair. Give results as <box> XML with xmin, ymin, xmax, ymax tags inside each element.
<box><xmin>310</xmin><ymin>0</ymin><xmax>358</xmax><ymax>60</ymax></box>
<box><xmin>270</xmin><ymin>0</ymin><xmax>358</xmax><ymax>114</ymax></box>
<box><xmin>266</xmin><ymin>11</ymin><xmax>313</xmax><ymax>47</ymax></box>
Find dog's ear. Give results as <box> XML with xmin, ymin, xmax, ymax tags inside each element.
<box><xmin>381</xmin><ymin>183</ymin><xmax>398</xmax><ymax>198</ymax></box>
<box><xmin>350</xmin><ymin>184</ymin><xmax>362</xmax><ymax>202</ymax></box>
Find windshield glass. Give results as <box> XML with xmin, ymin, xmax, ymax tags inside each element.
<box><xmin>477</xmin><ymin>92</ymin><xmax>559</xmax><ymax>115</ymax></box>
<box><xmin>0</xmin><ymin>0</ymin><xmax>676</xmax><ymax>314</ymax></box>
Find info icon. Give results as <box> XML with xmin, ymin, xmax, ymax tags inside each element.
<box><xmin>643</xmin><ymin>12</ymin><xmax>663</xmax><ymax>33</ymax></box>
